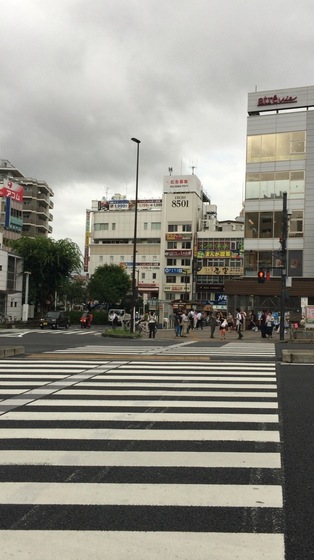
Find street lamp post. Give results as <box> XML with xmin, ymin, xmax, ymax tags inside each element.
<box><xmin>279</xmin><ymin>192</ymin><xmax>288</xmax><ymax>342</ymax></box>
<box><xmin>22</xmin><ymin>271</ymin><xmax>31</xmax><ymax>322</ymax></box>
<box><xmin>130</xmin><ymin>137</ymin><xmax>141</xmax><ymax>332</ymax></box>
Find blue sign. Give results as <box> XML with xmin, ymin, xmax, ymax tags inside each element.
<box><xmin>164</xmin><ymin>267</ymin><xmax>183</xmax><ymax>274</ymax></box>
<box><xmin>215</xmin><ymin>293</ymin><xmax>228</xmax><ymax>303</ymax></box>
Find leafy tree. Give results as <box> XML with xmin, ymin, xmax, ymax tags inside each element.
<box><xmin>88</xmin><ymin>264</ymin><xmax>131</xmax><ymax>306</ymax></box>
<box><xmin>10</xmin><ymin>237</ymin><xmax>82</xmax><ymax>313</ymax></box>
<box><xmin>59</xmin><ymin>276</ymin><xmax>88</xmax><ymax>310</ymax></box>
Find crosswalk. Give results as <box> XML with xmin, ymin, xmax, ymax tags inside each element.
<box><xmin>50</xmin><ymin>341</ymin><xmax>276</xmax><ymax>358</ymax></box>
<box><xmin>0</xmin><ymin>328</ymin><xmax>101</xmax><ymax>337</ymax></box>
<box><xmin>0</xmin><ymin>359</ymin><xmax>284</xmax><ymax>559</ymax></box>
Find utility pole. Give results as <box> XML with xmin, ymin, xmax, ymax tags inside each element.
<box><xmin>279</xmin><ymin>192</ymin><xmax>288</xmax><ymax>342</ymax></box>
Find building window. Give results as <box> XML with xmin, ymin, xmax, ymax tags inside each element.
<box><xmin>94</xmin><ymin>223</ymin><xmax>109</xmax><ymax>231</ymax></box>
<box><xmin>120</xmin><ymin>256</ymin><xmax>124</xmax><ymax>261</ymax></box>
<box><xmin>168</xmin><ymin>224</ymin><xmax>178</xmax><ymax>232</ymax></box>
<box><xmin>152</xmin><ymin>273</ymin><xmax>156</xmax><ymax>279</ymax></box>
<box><xmin>246</xmin><ymin>170</ymin><xmax>305</xmax><ymax>200</ymax></box>
<box><xmin>153</xmin><ymin>255</ymin><xmax>157</xmax><ymax>261</ymax></box>
<box><xmin>167</xmin><ymin>242</ymin><xmax>177</xmax><ymax>249</ymax></box>
<box><xmin>166</xmin><ymin>276</ymin><xmax>176</xmax><ymax>283</ymax></box>
<box><xmin>181</xmin><ymin>259</ymin><xmax>190</xmax><ymax>266</ymax></box>
<box><xmin>151</xmin><ymin>222</ymin><xmax>161</xmax><ymax>230</ymax></box>
<box><xmin>110</xmin><ymin>256</ymin><xmax>114</xmax><ymax>262</ymax></box>
<box><xmin>144</xmin><ymin>222</ymin><xmax>148</xmax><ymax>230</ymax></box>
<box><xmin>112</xmin><ymin>223</ymin><xmax>116</xmax><ymax>230</ymax></box>
<box><xmin>141</xmin><ymin>273</ymin><xmax>145</xmax><ymax>279</ymax></box>
<box><xmin>182</xmin><ymin>224</ymin><xmax>192</xmax><ymax>232</ymax></box>
<box><xmin>167</xmin><ymin>259</ymin><xmax>176</xmax><ymax>266</ymax></box>
<box><xmin>289</xmin><ymin>210</ymin><xmax>303</xmax><ymax>237</ymax></box>
<box><xmin>181</xmin><ymin>241</ymin><xmax>191</xmax><ymax>249</ymax></box>
<box><xmin>247</xmin><ymin>131</ymin><xmax>306</xmax><ymax>164</ymax></box>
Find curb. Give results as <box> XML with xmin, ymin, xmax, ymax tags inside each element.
<box><xmin>0</xmin><ymin>346</ymin><xmax>24</xmax><ymax>359</ymax></box>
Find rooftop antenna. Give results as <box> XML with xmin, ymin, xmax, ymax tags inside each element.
<box><xmin>168</xmin><ymin>167</ymin><xmax>173</xmax><ymax>176</ymax></box>
<box><xmin>190</xmin><ymin>160</ymin><xmax>197</xmax><ymax>175</ymax></box>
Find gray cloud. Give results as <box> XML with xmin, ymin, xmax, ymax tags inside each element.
<box><xmin>1</xmin><ymin>0</ymin><xmax>314</xmax><ymax>250</ymax></box>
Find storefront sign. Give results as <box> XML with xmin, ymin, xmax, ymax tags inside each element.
<box><xmin>166</xmin><ymin>233</ymin><xmax>192</xmax><ymax>241</ymax></box>
<box><xmin>164</xmin><ymin>285</ymin><xmax>190</xmax><ymax>292</ymax></box>
<box><xmin>258</xmin><ymin>95</ymin><xmax>297</xmax><ymax>107</ymax></box>
<box><xmin>198</xmin><ymin>266</ymin><xmax>243</xmax><ymax>276</ymax></box>
<box><xmin>164</xmin><ymin>250</ymin><xmax>192</xmax><ymax>257</ymax></box>
<box><xmin>0</xmin><ymin>179</ymin><xmax>24</xmax><ymax>202</ymax></box>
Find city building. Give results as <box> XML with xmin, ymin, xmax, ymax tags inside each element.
<box><xmin>225</xmin><ymin>85</ymin><xmax>314</xmax><ymax>315</ymax></box>
<box><xmin>0</xmin><ymin>160</ymin><xmax>54</xmax><ymax>241</ymax></box>
<box><xmin>0</xmin><ymin>159</ymin><xmax>54</xmax><ymax>319</ymax></box>
<box><xmin>85</xmin><ymin>174</ymin><xmax>243</xmax><ymax>320</ymax></box>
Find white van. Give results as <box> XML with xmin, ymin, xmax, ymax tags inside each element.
<box><xmin>108</xmin><ymin>309</ymin><xmax>131</xmax><ymax>326</ymax></box>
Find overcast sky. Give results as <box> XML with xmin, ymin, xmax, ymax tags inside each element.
<box><xmin>1</xmin><ymin>0</ymin><xmax>313</xmax><ymax>253</ymax></box>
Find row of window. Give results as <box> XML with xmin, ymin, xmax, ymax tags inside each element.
<box><xmin>168</xmin><ymin>224</ymin><xmax>192</xmax><ymax>232</ymax></box>
<box><xmin>246</xmin><ymin>171</ymin><xmax>304</xmax><ymax>200</ymax></box>
<box><xmin>94</xmin><ymin>222</ymin><xmax>161</xmax><ymax>231</ymax></box>
<box><xmin>167</xmin><ymin>241</ymin><xmax>191</xmax><ymax>249</ymax></box>
<box><xmin>247</xmin><ymin>131</ymin><xmax>306</xmax><ymax>163</ymax></box>
<box><xmin>245</xmin><ymin>210</ymin><xmax>303</xmax><ymax>239</ymax></box>
<box><xmin>244</xmin><ymin>250</ymin><xmax>303</xmax><ymax>277</ymax></box>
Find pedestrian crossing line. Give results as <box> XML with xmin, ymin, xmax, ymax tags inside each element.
<box><xmin>49</xmin><ymin>342</ymin><xmax>276</xmax><ymax>357</ymax></box>
<box><xmin>50</xmin><ymin>345</ymin><xmax>166</xmax><ymax>354</ymax></box>
<box><xmin>2</xmin><ymin>411</ymin><xmax>279</xmax><ymax>423</ymax></box>
<box><xmin>0</xmin><ymin>428</ymin><xmax>280</xmax><ymax>442</ymax></box>
<box><xmin>0</xmin><ymin>481</ymin><xmax>282</xmax><ymax>507</ymax></box>
<box><xmin>0</xmin><ymin>450</ymin><xmax>280</xmax><ymax>468</ymax></box>
<box><xmin>0</xmin><ymin>359</ymin><xmax>284</xmax><ymax>559</ymax></box>
<box><xmin>53</xmin><ymin>389</ymin><xmax>278</xmax><ymax>397</ymax></box>
<box><xmin>28</xmin><ymin>398</ymin><xmax>278</xmax><ymax>409</ymax></box>
<box><xmin>0</xmin><ymin>531</ymin><xmax>284</xmax><ymax>560</ymax></box>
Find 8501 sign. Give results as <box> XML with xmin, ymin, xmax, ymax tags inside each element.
<box><xmin>171</xmin><ymin>199</ymin><xmax>189</xmax><ymax>208</ymax></box>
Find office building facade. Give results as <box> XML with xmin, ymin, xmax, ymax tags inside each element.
<box><xmin>225</xmin><ymin>85</ymin><xmax>314</xmax><ymax>313</ymax></box>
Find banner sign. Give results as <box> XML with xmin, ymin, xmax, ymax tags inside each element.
<box><xmin>0</xmin><ymin>179</ymin><xmax>24</xmax><ymax>202</ymax></box>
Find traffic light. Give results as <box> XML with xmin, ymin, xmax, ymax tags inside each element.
<box><xmin>258</xmin><ymin>270</ymin><xmax>265</xmax><ymax>283</ymax></box>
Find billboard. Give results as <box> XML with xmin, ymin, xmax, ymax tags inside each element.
<box><xmin>0</xmin><ymin>179</ymin><xmax>24</xmax><ymax>202</ymax></box>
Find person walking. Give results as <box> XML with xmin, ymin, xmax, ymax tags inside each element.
<box><xmin>259</xmin><ymin>310</ymin><xmax>267</xmax><ymax>338</ymax></box>
<box><xmin>220</xmin><ymin>315</ymin><xmax>228</xmax><ymax>340</ymax></box>
<box><xmin>209</xmin><ymin>313</ymin><xmax>217</xmax><ymax>339</ymax></box>
<box><xmin>236</xmin><ymin>307</ymin><xmax>243</xmax><ymax>339</ymax></box>
<box><xmin>173</xmin><ymin>312</ymin><xmax>182</xmax><ymax>337</ymax></box>
<box><xmin>265</xmin><ymin>311</ymin><xmax>274</xmax><ymax>339</ymax></box>
<box><xmin>148</xmin><ymin>311</ymin><xmax>157</xmax><ymax>339</ymax></box>
<box><xmin>227</xmin><ymin>312</ymin><xmax>234</xmax><ymax>332</ymax></box>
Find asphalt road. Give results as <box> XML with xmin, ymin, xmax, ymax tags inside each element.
<box><xmin>0</xmin><ymin>329</ymin><xmax>313</xmax><ymax>558</ymax></box>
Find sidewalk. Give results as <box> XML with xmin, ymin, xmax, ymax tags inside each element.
<box><xmin>154</xmin><ymin>325</ymin><xmax>279</xmax><ymax>343</ymax></box>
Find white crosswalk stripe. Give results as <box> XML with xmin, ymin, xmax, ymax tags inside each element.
<box><xmin>0</xmin><ymin>359</ymin><xmax>284</xmax><ymax>559</ymax></box>
<box><xmin>50</xmin><ymin>341</ymin><xmax>276</xmax><ymax>357</ymax></box>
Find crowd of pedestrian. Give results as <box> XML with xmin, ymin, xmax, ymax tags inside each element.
<box><xmin>137</xmin><ymin>307</ymin><xmax>286</xmax><ymax>341</ymax></box>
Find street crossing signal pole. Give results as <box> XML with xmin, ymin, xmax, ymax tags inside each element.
<box><xmin>279</xmin><ymin>192</ymin><xmax>288</xmax><ymax>342</ymax></box>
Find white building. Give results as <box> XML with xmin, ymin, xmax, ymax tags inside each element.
<box><xmin>86</xmin><ymin>176</ymin><xmax>243</xmax><ymax>316</ymax></box>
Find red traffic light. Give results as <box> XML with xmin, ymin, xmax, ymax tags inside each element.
<box><xmin>258</xmin><ymin>270</ymin><xmax>265</xmax><ymax>283</ymax></box>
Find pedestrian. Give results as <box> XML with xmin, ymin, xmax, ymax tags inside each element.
<box><xmin>227</xmin><ymin>312</ymin><xmax>234</xmax><ymax>332</ymax></box>
<box><xmin>181</xmin><ymin>310</ymin><xmax>189</xmax><ymax>336</ymax></box>
<box><xmin>259</xmin><ymin>310</ymin><xmax>267</xmax><ymax>338</ymax></box>
<box><xmin>148</xmin><ymin>311</ymin><xmax>157</xmax><ymax>338</ymax></box>
<box><xmin>209</xmin><ymin>313</ymin><xmax>217</xmax><ymax>338</ymax></box>
<box><xmin>235</xmin><ymin>307</ymin><xmax>243</xmax><ymax>339</ymax></box>
<box><xmin>220</xmin><ymin>315</ymin><xmax>228</xmax><ymax>340</ymax></box>
<box><xmin>265</xmin><ymin>311</ymin><xmax>274</xmax><ymax>339</ymax></box>
<box><xmin>187</xmin><ymin>309</ymin><xmax>194</xmax><ymax>332</ymax></box>
<box><xmin>173</xmin><ymin>312</ymin><xmax>182</xmax><ymax>337</ymax></box>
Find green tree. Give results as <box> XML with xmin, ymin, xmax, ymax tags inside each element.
<box><xmin>59</xmin><ymin>276</ymin><xmax>88</xmax><ymax>310</ymax></box>
<box><xmin>88</xmin><ymin>264</ymin><xmax>131</xmax><ymax>306</ymax></box>
<box><xmin>10</xmin><ymin>237</ymin><xmax>82</xmax><ymax>313</ymax></box>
